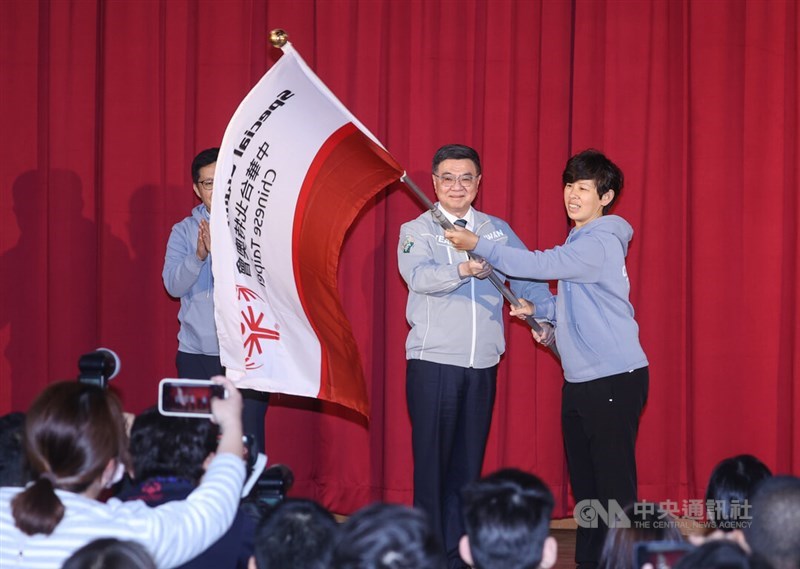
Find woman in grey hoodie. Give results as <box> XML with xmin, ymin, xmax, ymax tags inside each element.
<box><xmin>446</xmin><ymin>149</ymin><xmax>649</xmax><ymax>569</ymax></box>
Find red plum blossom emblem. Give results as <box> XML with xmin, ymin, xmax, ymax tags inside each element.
<box><xmin>236</xmin><ymin>286</ymin><xmax>280</xmax><ymax>369</ymax></box>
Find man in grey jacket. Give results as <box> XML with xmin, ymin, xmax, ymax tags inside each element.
<box><xmin>163</xmin><ymin>148</ymin><xmax>270</xmax><ymax>453</ymax></box>
<box><xmin>163</xmin><ymin>148</ymin><xmax>221</xmax><ymax>380</ymax></box>
<box><xmin>397</xmin><ymin>144</ymin><xmax>552</xmax><ymax>568</ymax></box>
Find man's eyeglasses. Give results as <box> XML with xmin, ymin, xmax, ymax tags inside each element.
<box><xmin>433</xmin><ymin>173</ymin><xmax>477</xmax><ymax>189</ymax></box>
<box><xmin>197</xmin><ymin>179</ymin><xmax>214</xmax><ymax>191</ymax></box>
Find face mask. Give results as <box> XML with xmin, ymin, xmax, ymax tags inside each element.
<box><xmin>105</xmin><ymin>461</ymin><xmax>125</xmax><ymax>488</ymax></box>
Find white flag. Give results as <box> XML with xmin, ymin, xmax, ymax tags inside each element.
<box><xmin>211</xmin><ymin>43</ymin><xmax>403</xmax><ymax>417</ymax></box>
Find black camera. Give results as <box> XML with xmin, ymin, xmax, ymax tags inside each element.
<box><xmin>241</xmin><ymin>459</ymin><xmax>294</xmax><ymax>520</ymax></box>
<box><xmin>77</xmin><ymin>348</ymin><xmax>120</xmax><ymax>389</ymax></box>
<box><xmin>249</xmin><ymin>463</ymin><xmax>294</xmax><ymax>507</ymax></box>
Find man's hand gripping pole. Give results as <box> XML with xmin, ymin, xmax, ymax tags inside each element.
<box><xmin>400</xmin><ymin>174</ymin><xmax>544</xmax><ymax>335</ymax></box>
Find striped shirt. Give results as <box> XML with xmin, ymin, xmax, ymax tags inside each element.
<box><xmin>0</xmin><ymin>453</ymin><xmax>244</xmax><ymax>569</ymax></box>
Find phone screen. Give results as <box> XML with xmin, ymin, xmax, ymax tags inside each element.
<box><xmin>158</xmin><ymin>379</ymin><xmax>225</xmax><ymax>418</ymax></box>
<box><xmin>635</xmin><ymin>541</ymin><xmax>694</xmax><ymax>569</ymax></box>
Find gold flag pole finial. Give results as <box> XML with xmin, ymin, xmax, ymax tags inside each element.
<box><xmin>269</xmin><ymin>29</ymin><xmax>289</xmax><ymax>48</ymax></box>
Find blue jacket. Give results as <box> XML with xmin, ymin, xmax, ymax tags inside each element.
<box><xmin>162</xmin><ymin>204</ymin><xmax>219</xmax><ymax>355</ymax></box>
<box><xmin>398</xmin><ymin>206</ymin><xmax>551</xmax><ymax>369</ymax></box>
<box><xmin>472</xmin><ymin>215</ymin><xmax>648</xmax><ymax>382</ymax></box>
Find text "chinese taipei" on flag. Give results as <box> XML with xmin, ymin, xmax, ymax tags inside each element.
<box><xmin>210</xmin><ymin>41</ymin><xmax>403</xmax><ymax>417</ymax></box>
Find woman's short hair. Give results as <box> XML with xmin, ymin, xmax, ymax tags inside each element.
<box><xmin>562</xmin><ymin>149</ymin><xmax>624</xmax><ymax>214</ymax></box>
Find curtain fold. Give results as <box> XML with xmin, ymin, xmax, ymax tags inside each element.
<box><xmin>1</xmin><ymin>0</ymin><xmax>797</xmax><ymax>517</ymax></box>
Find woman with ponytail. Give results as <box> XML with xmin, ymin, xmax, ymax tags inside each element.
<box><xmin>0</xmin><ymin>377</ymin><xmax>245</xmax><ymax>569</ymax></box>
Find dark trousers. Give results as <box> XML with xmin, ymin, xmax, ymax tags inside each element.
<box><xmin>562</xmin><ymin>367</ymin><xmax>649</xmax><ymax>569</ymax></box>
<box><xmin>176</xmin><ymin>351</ymin><xmax>224</xmax><ymax>379</ymax></box>
<box><xmin>176</xmin><ymin>351</ymin><xmax>271</xmax><ymax>455</ymax></box>
<box><xmin>406</xmin><ymin>359</ymin><xmax>497</xmax><ymax>569</ymax></box>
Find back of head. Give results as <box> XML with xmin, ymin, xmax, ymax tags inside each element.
<box><xmin>461</xmin><ymin>468</ymin><xmax>555</xmax><ymax>569</ymax></box>
<box><xmin>11</xmin><ymin>381</ymin><xmax>128</xmax><ymax>536</ymax></box>
<box><xmin>432</xmin><ymin>144</ymin><xmax>482</xmax><ymax>175</ymax></box>
<box><xmin>252</xmin><ymin>498</ymin><xmax>338</xmax><ymax>569</ymax></box>
<box><xmin>330</xmin><ymin>502</ymin><xmax>446</xmax><ymax>569</ymax></box>
<box><xmin>0</xmin><ymin>412</ymin><xmax>29</xmax><ymax>487</ymax></box>
<box><xmin>743</xmin><ymin>475</ymin><xmax>800</xmax><ymax>569</ymax></box>
<box><xmin>562</xmin><ymin>149</ymin><xmax>623</xmax><ymax>213</ymax></box>
<box><xmin>62</xmin><ymin>538</ymin><xmax>156</xmax><ymax>569</ymax></box>
<box><xmin>674</xmin><ymin>541</ymin><xmax>752</xmax><ymax>569</ymax></box>
<box><xmin>705</xmin><ymin>455</ymin><xmax>772</xmax><ymax>532</ymax></box>
<box><xmin>191</xmin><ymin>147</ymin><xmax>219</xmax><ymax>183</ymax></box>
<box><xmin>128</xmin><ymin>407</ymin><xmax>219</xmax><ymax>484</ymax></box>
<box><xmin>599</xmin><ymin>503</ymin><xmax>685</xmax><ymax>569</ymax></box>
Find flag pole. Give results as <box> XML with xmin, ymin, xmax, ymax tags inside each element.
<box><xmin>400</xmin><ymin>174</ymin><xmax>546</xmax><ymax>336</ymax></box>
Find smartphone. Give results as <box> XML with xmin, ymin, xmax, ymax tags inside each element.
<box><xmin>158</xmin><ymin>378</ymin><xmax>227</xmax><ymax>418</ymax></box>
<box><xmin>635</xmin><ymin>541</ymin><xmax>694</xmax><ymax>569</ymax></box>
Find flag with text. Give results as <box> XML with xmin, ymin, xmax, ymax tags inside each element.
<box><xmin>211</xmin><ymin>43</ymin><xmax>403</xmax><ymax>417</ymax></box>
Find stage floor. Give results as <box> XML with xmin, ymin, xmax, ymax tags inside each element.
<box><xmin>552</xmin><ymin>528</ymin><xmax>577</xmax><ymax>569</ymax></box>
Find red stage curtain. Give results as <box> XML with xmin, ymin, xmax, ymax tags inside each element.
<box><xmin>1</xmin><ymin>0</ymin><xmax>798</xmax><ymax>517</ymax></box>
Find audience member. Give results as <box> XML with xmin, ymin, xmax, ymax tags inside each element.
<box><xmin>459</xmin><ymin>468</ymin><xmax>557</xmax><ymax>569</ymax></box>
<box><xmin>598</xmin><ymin>503</ymin><xmax>684</xmax><ymax>569</ymax></box>
<box><xmin>743</xmin><ymin>475</ymin><xmax>800</xmax><ymax>569</ymax></box>
<box><xmin>249</xmin><ymin>498</ymin><xmax>338</xmax><ymax>569</ymax></box>
<box><xmin>118</xmin><ymin>407</ymin><xmax>255</xmax><ymax>568</ymax></box>
<box><xmin>0</xmin><ymin>377</ymin><xmax>245</xmax><ymax>568</ymax></box>
<box><xmin>705</xmin><ymin>455</ymin><xmax>771</xmax><ymax>533</ymax></box>
<box><xmin>0</xmin><ymin>412</ymin><xmax>28</xmax><ymax>486</ymax></box>
<box><xmin>61</xmin><ymin>538</ymin><xmax>156</xmax><ymax>569</ymax></box>
<box><xmin>330</xmin><ymin>502</ymin><xmax>446</xmax><ymax>569</ymax></box>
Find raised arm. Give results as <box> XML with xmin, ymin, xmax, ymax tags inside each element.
<box><xmin>162</xmin><ymin>220</ymin><xmax>206</xmax><ymax>298</ymax></box>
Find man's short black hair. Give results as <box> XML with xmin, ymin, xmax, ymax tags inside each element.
<box><xmin>191</xmin><ymin>147</ymin><xmax>219</xmax><ymax>183</ymax></box>
<box><xmin>562</xmin><ymin>149</ymin><xmax>623</xmax><ymax>214</ymax></box>
<box><xmin>743</xmin><ymin>476</ymin><xmax>800</xmax><ymax>569</ymax></box>
<box><xmin>432</xmin><ymin>144</ymin><xmax>482</xmax><ymax>175</ymax></box>
<box><xmin>252</xmin><ymin>499</ymin><xmax>338</xmax><ymax>569</ymax></box>
<box><xmin>330</xmin><ymin>503</ymin><xmax>445</xmax><ymax>569</ymax></box>
<box><xmin>128</xmin><ymin>407</ymin><xmax>219</xmax><ymax>484</ymax></box>
<box><xmin>461</xmin><ymin>468</ymin><xmax>555</xmax><ymax>569</ymax></box>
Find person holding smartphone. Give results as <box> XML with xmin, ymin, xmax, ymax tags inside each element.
<box><xmin>446</xmin><ymin>149</ymin><xmax>649</xmax><ymax>569</ymax></box>
<box><xmin>0</xmin><ymin>376</ymin><xmax>245</xmax><ymax>568</ymax></box>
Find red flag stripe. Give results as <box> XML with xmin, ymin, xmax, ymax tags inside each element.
<box><xmin>291</xmin><ymin>123</ymin><xmax>403</xmax><ymax>416</ymax></box>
